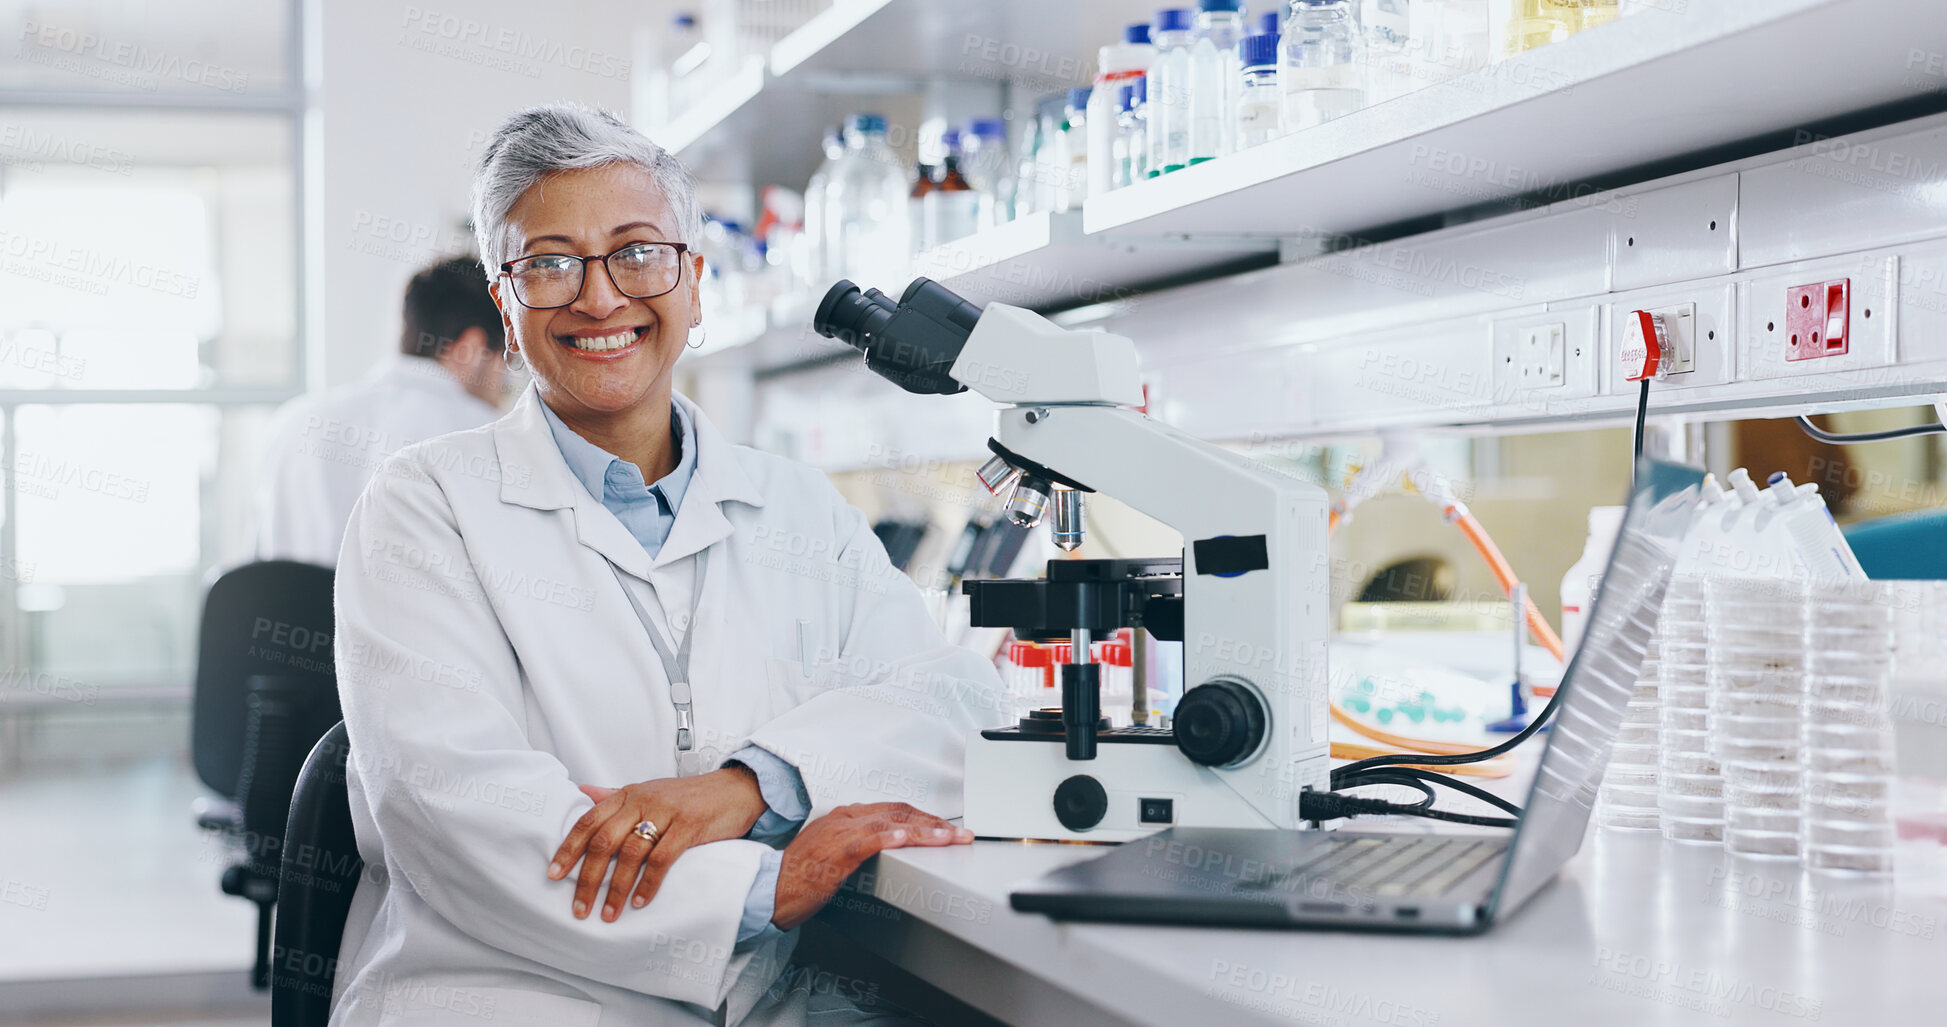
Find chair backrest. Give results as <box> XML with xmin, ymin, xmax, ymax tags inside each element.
<box><xmin>272</xmin><ymin>721</ymin><xmax>362</xmax><ymax>1027</ymax></box>
<box><xmin>1845</xmin><ymin>508</ymin><xmax>1947</xmax><ymax>580</ymax></box>
<box><xmin>192</xmin><ymin>560</ymin><xmax>340</xmax><ymax>821</ymax></box>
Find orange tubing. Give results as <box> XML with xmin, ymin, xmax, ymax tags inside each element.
<box><xmin>1325</xmin><ymin>491</ymin><xmax>1565</xmax><ymax>764</ymax></box>
<box><xmin>1447</xmin><ymin>507</ymin><xmax>1563</xmax><ymax>695</ymax></box>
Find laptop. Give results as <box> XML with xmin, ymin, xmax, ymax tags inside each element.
<box><xmin>1009</xmin><ymin>459</ymin><xmax>1707</xmax><ymax>934</ymax></box>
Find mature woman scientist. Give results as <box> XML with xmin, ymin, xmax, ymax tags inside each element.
<box><xmin>329</xmin><ymin>103</ymin><xmax>1004</xmax><ymax>1025</ymax></box>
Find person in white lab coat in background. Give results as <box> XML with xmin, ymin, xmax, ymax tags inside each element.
<box><xmin>251</xmin><ymin>256</ymin><xmax>509</xmax><ymax>565</ymax></box>
<box><xmin>328</xmin><ymin>102</ymin><xmax>1005</xmax><ymax>1026</ymax></box>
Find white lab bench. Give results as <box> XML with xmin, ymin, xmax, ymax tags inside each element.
<box><xmin>816</xmin><ymin>825</ymin><xmax>1947</xmax><ymax>1026</ymax></box>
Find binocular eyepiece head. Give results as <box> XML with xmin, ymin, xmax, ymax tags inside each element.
<box><xmin>811</xmin><ymin>277</ymin><xmax>984</xmax><ymax>396</ymax></box>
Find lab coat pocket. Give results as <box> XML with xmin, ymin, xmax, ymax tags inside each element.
<box><xmin>377</xmin><ymin>983</ymin><xmax>601</xmax><ymax>1026</ymax></box>
<box><xmin>764</xmin><ymin>656</ymin><xmax>835</xmax><ymax>716</ymax></box>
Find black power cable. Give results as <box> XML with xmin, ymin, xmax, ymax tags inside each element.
<box><xmin>1331</xmin><ymin>680</ymin><xmax>1566</xmax><ymax>786</ymax></box>
<box><xmin>1794</xmin><ymin>414</ymin><xmax>1947</xmax><ymax>444</ymax></box>
<box><xmin>1633</xmin><ymin>379</ymin><xmax>1650</xmax><ymax>461</ymax></box>
<box><xmin>1299</xmin><ymin>789</ymin><xmax>1518</xmax><ymax>829</ymax></box>
<box><xmin>1341</xmin><ymin>765</ymin><xmax>1523</xmax><ymax>818</ymax></box>
<box><xmin>1334</xmin><ymin>770</ymin><xmax>1438</xmax><ymax>811</ymax></box>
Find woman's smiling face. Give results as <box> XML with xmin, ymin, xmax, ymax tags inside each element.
<box><xmin>491</xmin><ymin>163</ymin><xmax>702</xmax><ymax>422</ymax></box>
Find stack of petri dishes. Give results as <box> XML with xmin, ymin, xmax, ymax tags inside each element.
<box><xmin>1596</xmin><ymin>627</ymin><xmax>1662</xmax><ymax>829</ymax></box>
<box><xmin>1659</xmin><ymin>576</ymin><xmax>1723</xmax><ymax>841</ymax></box>
<box><xmin>1888</xmin><ymin>581</ymin><xmax>1947</xmax><ymax>850</ymax></box>
<box><xmin>1706</xmin><ymin>577</ymin><xmax>1808</xmax><ymax>858</ymax></box>
<box><xmin>1803</xmin><ymin>581</ymin><xmax>1897</xmax><ymax>872</ymax></box>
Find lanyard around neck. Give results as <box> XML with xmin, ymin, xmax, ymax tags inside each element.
<box><xmin>607</xmin><ymin>547</ymin><xmax>710</xmax><ymax>774</ymax></box>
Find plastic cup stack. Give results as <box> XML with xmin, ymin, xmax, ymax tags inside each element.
<box><xmin>1596</xmin><ymin>627</ymin><xmax>1662</xmax><ymax>830</ymax></box>
<box><xmin>1658</xmin><ymin>576</ymin><xmax>1723</xmax><ymax>841</ymax></box>
<box><xmin>1888</xmin><ymin>581</ymin><xmax>1947</xmax><ymax>849</ymax></box>
<box><xmin>1802</xmin><ymin>581</ymin><xmax>1898</xmax><ymax>872</ymax></box>
<box><xmin>1706</xmin><ymin>577</ymin><xmax>1808</xmax><ymax>858</ymax></box>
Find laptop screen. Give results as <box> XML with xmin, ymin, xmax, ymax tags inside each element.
<box><xmin>1489</xmin><ymin>459</ymin><xmax>1706</xmax><ymax>917</ymax></box>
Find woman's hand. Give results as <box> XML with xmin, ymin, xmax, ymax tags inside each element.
<box><xmin>549</xmin><ymin>766</ymin><xmax>768</xmax><ymax>922</ymax></box>
<box><xmin>771</xmin><ymin>803</ymin><xmax>974</xmax><ymax>931</ymax></box>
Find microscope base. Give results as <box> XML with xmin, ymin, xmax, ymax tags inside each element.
<box><xmin>964</xmin><ymin>729</ymin><xmax>1293</xmax><ymax>842</ymax></box>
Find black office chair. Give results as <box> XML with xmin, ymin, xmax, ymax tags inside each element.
<box><xmin>190</xmin><ymin>560</ymin><xmax>340</xmax><ymax>990</ymax></box>
<box><xmin>273</xmin><ymin>721</ymin><xmax>362</xmax><ymax>1027</ymax></box>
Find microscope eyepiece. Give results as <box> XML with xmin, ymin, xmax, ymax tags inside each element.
<box><xmin>809</xmin><ymin>277</ymin><xmax>978</xmax><ymax>395</ymax></box>
<box><xmin>813</xmin><ymin>279</ymin><xmax>898</xmax><ymax>353</ymax></box>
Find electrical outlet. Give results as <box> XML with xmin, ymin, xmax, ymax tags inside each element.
<box><xmin>1621</xmin><ymin>303</ymin><xmax>1697</xmax><ymax>381</ymax></box>
<box><xmin>1655</xmin><ymin>302</ymin><xmax>1697</xmax><ymax>375</ymax></box>
<box><xmin>1785</xmin><ymin>279</ymin><xmax>1849</xmax><ymax>360</ymax></box>
<box><xmin>1516</xmin><ymin>322</ymin><xmax>1565</xmax><ymax>388</ymax></box>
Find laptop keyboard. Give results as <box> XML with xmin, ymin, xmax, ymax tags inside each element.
<box><xmin>1241</xmin><ymin>836</ymin><xmax>1504</xmax><ymax>899</ymax></box>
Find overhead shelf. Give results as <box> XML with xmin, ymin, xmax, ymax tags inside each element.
<box><xmin>914</xmin><ymin>210</ymin><xmax>1276</xmax><ymax>310</ymax></box>
<box><xmin>656</xmin><ymin>0</ymin><xmax>1133</xmax><ymax>188</ymax></box>
<box><xmin>680</xmin><ymin>0</ymin><xmax>1947</xmax><ymax>367</ymax></box>
<box><xmin>1082</xmin><ymin>0</ymin><xmax>1945</xmax><ymax>242</ymax></box>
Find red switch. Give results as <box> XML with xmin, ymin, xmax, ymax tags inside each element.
<box><xmin>1786</xmin><ymin>278</ymin><xmax>1849</xmax><ymax>361</ymax></box>
<box><xmin>1622</xmin><ymin>309</ymin><xmax>1665</xmax><ymax>382</ymax></box>
<box><xmin>1824</xmin><ymin>281</ymin><xmax>1849</xmax><ymax>354</ymax></box>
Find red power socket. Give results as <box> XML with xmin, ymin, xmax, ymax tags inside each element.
<box><xmin>1785</xmin><ymin>279</ymin><xmax>1849</xmax><ymax>361</ymax></box>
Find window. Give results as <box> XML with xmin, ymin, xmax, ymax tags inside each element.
<box><xmin>1</xmin><ymin>5</ymin><xmax>304</xmax><ymax>729</ymax></box>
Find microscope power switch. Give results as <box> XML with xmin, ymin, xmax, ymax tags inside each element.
<box><xmin>1139</xmin><ymin>797</ymin><xmax>1175</xmax><ymax>825</ymax></box>
<box><xmin>1053</xmin><ymin>775</ymin><xmax>1109</xmax><ymax>831</ymax></box>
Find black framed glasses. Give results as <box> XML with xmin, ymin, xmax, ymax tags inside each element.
<box><xmin>499</xmin><ymin>241</ymin><xmax>690</xmax><ymax>310</ymax></box>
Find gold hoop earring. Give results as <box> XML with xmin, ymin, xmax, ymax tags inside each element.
<box><xmin>686</xmin><ymin>324</ymin><xmax>707</xmax><ymax>350</ymax></box>
<box><xmin>504</xmin><ymin>344</ymin><xmax>527</xmax><ymax>373</ymax></box>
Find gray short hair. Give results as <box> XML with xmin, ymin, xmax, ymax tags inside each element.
<box><xmin>470</xmin><ymin>102</ymin><xmax>702</xmax><ymax>276</ymax></box>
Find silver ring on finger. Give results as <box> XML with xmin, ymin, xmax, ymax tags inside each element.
<box><xmin>633</xmin><ymin>819</ymin><xmax>661</xmax><ymax>844</ymax></box>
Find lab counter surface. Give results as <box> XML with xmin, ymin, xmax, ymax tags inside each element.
<box><xmin>814</xmin><ymin>827</ymin><xmax>1947</xmax><ymax>1026</ymax></box>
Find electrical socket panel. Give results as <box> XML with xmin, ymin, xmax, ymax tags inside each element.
<box><xmin>1492</xmin><ymin>308</ymin><xmax>1598</xmax><ymax>404</ymax></box>
<box><xmin>1516</xmin><ymin>322</ymin><xmax>1565</xmax><ymax>388</ymax></box>
<box><xmin>1740</xmin><ymin>257</ymin><xmax>1894</xmax><ymax>381</ymax></box>
<box><xmin>1605</xmin><ymin>285</ymin><xmax>1731</xmax><ymax>393</ymax></box>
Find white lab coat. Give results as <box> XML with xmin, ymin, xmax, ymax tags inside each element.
<box><xmin>328</xmin><ymin>388</ymin><xmax>1005</xmax><ymax>1026</ymax></box>
<box><xmin>252</xmin><ymin>357</ymin><xmax>500</xmax><ymax>565</ymax></box>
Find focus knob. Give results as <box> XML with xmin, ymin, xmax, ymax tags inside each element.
<box><xmin>1052</xmin><ymin>775</ymin><xmax>1109</xmax><ymax>832</ymax></box>
<box><xmin>1173</xmin><ymin>678</ymin><xmax>1268</xmax><ymax>768</ymax></box>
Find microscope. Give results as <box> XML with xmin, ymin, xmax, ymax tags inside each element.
<box><xmin>814</xmin><ymin>278</ymin><xmax>1333</xmax><ymax>841</ymax></box>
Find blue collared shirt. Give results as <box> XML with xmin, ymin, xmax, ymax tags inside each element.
<box><xmin>541</xmin><ymin>399</ymin><xmax>810</xmax><ymax>944</ymax></box>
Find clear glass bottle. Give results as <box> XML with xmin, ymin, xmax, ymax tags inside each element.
<box><xmin>1088</xmin><ymin>24</ymin><xmax>1155</xmax><ymax>198</ymax></box>
<box><xmin>907</xmin><ymin>159</ymin><xmax>935</xmax><ymax>256</ymax></box>
<box><xmin>1056</xmin><ymin>87</ymin><xmax>1090</xmax><ymax>212</ymax></box>
<box><xmin>1127</xmin><ymin>77</ymin><xmax>1149</xmax><ymax>183</ymax></box>
<box><xmin>961</xmin><ymin>117</ymin><xmax>1015</xmax><ymax>229</ymax></box>
<box><xmin>1362</xmin><ymin>0</ymin><xmax>1416</xmax><ymax>105</ymax></box>
<box><xmin>922</xmin><ymin>143</ymin><xmax>980</xmax><ymax>249</ymax></box>
<box><xmin>827</xmin><ymin>112</ymin><xmax>909</xmax><ymax>291</ymax></box>
<box><xmin>1416</xmin><ymin>0</ymin><xmax>1490</xmax><ymax>84</ymax></box>
<box><xmin>1236</xmin><ymin>32</ymin><xmax>1282</xmax><ymax>150</ymax></box>
<box><xmin>1032</xmin><ymin>95</ymin><xmax>1067</xmax><ymax>212</ymax></box>
<box><xmin>1112</xmin><ymin>83</ymin><xmax>1141</xmax><ymax>188</ymax></box>
<box><xmin>1148</xmin><ymin>9</ymin><xmax>1196</xmax><ymax>176</ymax></box>
<box><xmin>1014</xmin><ymin>109</ymin><xmax>1042</xmax><ymax>219</ymax></box>
<box><xmin>1578</xmin><ymin>0</ymin><xmax>1621</xmax><ymax>32</ymax></box>
<box><xmin>1188</xmin><ymin>0</ymin><xmax>1247</xmax><ymax>164</ymax></box>
<box><xmin>1281</xmin><ymin>1</ymin><xmax>1366</xmax><ymax>133</ymax></box>
<box><xmin>1491</xmin><ymin>0</ymin><xmax>1581</xmax><ymax>59</ymax></box>
<box><xmin>797</xmin><ymin>124</ymin><xmax>845</xmax><ymax>290</ymax></box>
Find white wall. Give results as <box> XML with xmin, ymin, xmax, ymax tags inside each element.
<box><xmin>319</xmin><ymin>0</ymin><xmax>653</xmax><ymax>386</ymax></box>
